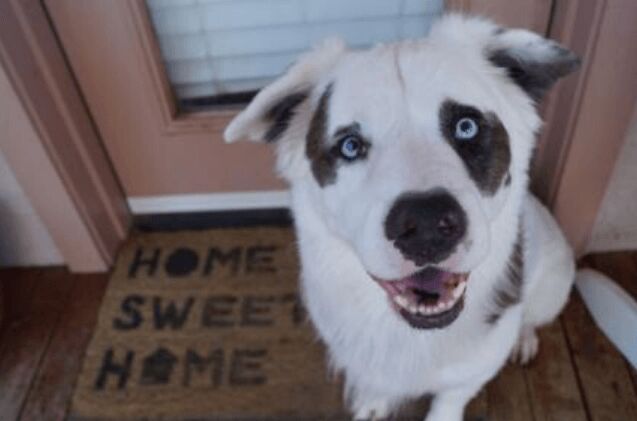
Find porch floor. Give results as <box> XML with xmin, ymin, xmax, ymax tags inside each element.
<box><xmin>0</xmin><ymin>252</ymin><xmax>636</xmax><ymax>420</ymax></box>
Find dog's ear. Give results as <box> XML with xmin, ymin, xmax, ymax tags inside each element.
<box><xmin>486</xmin><ymin>28</ymin><xmax>580</xmax><ymax>101</ymax></box>
<box><xmin>224</xmin><ymin>38</ymin><xmax>346</xmax><ymax>144</ymax></box>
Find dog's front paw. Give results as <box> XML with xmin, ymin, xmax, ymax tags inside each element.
<box><xmin>510</xmin><ymin>325</ymin><xmax>539</xmax><ymax>365</ymax></box>
<box><xmin>425</xmin><ymin>402</ymin><xmax>464</xmax><ymax>421</ymax></box>
<box><xmin>352</xmin><ymin>400</ymin><xmax>390</xmax><ymax>420</ymax></box>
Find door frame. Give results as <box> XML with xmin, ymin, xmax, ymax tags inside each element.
<box><xmin>539</xmin><ymin>0</ymin><xmax>637</xmax><ymax>255</ymax></box>
<box><xmin>0</xmin><ymin>0</ymin><xmax>634</xmax><ymax>273</ymax></box>
<box><xmin>0</xmin><ymin>0</ymin><xmax>130</xmax><ymax>272</ymax></box>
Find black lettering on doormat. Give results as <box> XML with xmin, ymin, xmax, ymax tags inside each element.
<box><xmin>280</xmin><ymin>293</ymin><xmax>306</xmax><ymax>326</ymax></box>
<box><xmin>182</xmin><ymin>348</ymin><xmax>224</xmax><ymax>388</ymax></box>
<box><xmin>229</xmin><ymin>349</ymin><xmax>268</xmax><ymax>386</ymax></box>
<box><xmin>153</xmin><ymin>296</ymin><xmax>195</xmax><ymax>330</ymax></box>
<box><xmin>245</xmin><ymin>246</ymin><xmax>278</xmax><ymax>273</ymax></box>
<box><xmin>140</xmin><ymin>347</ymin><xmax>178</xmax><ymax>386</ymax></box>
<box><xmin>128</xmin><ymin>247</ymin><xmax>161</xmax><ymax>278</ymax></box>
<box><xmin>164</xmin><ymin>247</ymin><xmax>199</xmax><ymax>277</ymax></box>
<box><xmin>113</xmin><ymin>294</ymin><xmax>145</xmax><ymax>330</ymax></box>
<box><xmin>201</xmin><ymin>295</ymin><xmax>237</xmax><ymax>328</ymax></box>
<box><xmin>203</xmin><ymin>247</ymin><xmax>241</xmax><ymax>277</ymax></box>
<box><xmin>240</xmin><ymin>295</ymin><xmax>274</xmax><ymax>327</ymax></box>
<box><xmin>94</xmin><ymin>348</ymin><xmax>134</xmax><ymax>390</ymax></box>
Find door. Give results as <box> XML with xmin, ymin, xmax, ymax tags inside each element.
<box><xmin>44</xmin><ymin>0</ymin><xmax>554</xmax><ymax>202</ymax></box>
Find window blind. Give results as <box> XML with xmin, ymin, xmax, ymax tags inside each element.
<box><xmin>146</xmin><ymin>0</ymin><xmax>445</xmax><ymax>106</ymax></box>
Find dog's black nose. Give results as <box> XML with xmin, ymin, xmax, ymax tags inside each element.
<box><xmin>385</xmin><ymin>188</ymin><xmax>467</xmax><ymax>265</ymax></box>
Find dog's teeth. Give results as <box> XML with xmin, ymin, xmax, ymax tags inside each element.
<box><xmin>395</xmin><ymin>295</ymin><xmax>409</xmax><ymax>308</ymax></box>
<box><xmin>392</xmin><ymin>279</ymin><xmax>468</xmax><ymax>318</ymax></box>
<box><xmin>453</xmin><ymin>281</ymin><xmax>467</xmax><ymax>298</ymax></box>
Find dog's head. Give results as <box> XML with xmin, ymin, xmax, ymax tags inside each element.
<box><xmin>225</xmin><ymin>15</ymin><xmax>579</xmax><ymax>329</ymax></box>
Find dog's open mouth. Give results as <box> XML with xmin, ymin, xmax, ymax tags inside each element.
<box><xmin>372</xmin><ymin>267</ymin><xmax>469</xmax><ymax>329</ymax></box>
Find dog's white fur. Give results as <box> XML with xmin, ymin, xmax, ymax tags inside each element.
<box><xmin>226</xmin><ymin>15</ymin><xmax>576</xmax><ymax>420</ymax></box>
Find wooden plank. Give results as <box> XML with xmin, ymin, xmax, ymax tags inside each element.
<box><xmin>486</xmin><ymin>363</ymin><xmax>535</xmax><ymax>421</ymax></box>
<box><xmin>624</xmin><ymin>254</ymin><xmax>637</xmax><ymax>292</ymax></box>
<box><xmin>588</xmin><ymin>252</ymin><xmax>637</xmax><ymax>297</ymax></box>
<box><xmin>395</xmin><ymin>375</ymin><xmax>487</xmax><ymax>420</ymax></box>
<box><xmin>466</xmin><ymin>386</ymin><xmax>488</xmax><ymax>421</ymax></box>
<box><xmin>0</xmin><ymin>269</ymin><xmax>39</xmax><ymax>318</ymax></box>
<box><xmin>562</xmin><ymin>285</ymin><xmax>637</xmax><ymax>420</ymax></box>
<box><xmin>394</xmin><ymin>389</ymin><xmax>485</xmax><ymax>421</ymax></box>
<box><xmin>0</xmin><ymin>280</ymin><xmax>3</xmax><ymax>335</ymax></box>
<box><xmin>19</xmin><ymin>273</ymin><xmax>108</xmax><ymax>421</ymax></box>
<box><xmin>525</xmin><ymin>320</ymin><xmax>587</xmax><ymax>421</ymax></box>
<box><xmin>627</xmin><ymin>359</ymin><xmax>637</xmax><ymax>403</ymax></box>
<box><xmin>0</xmin><ymin>268</ymin><xmax>74</xmax><ymax>420</ymax></box>
<box><xmin>0</xmin><ymin>268</ymin><xmax>38</xmax><ymax>346</ymax></box>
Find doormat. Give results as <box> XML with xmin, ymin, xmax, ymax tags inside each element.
<box><xmin>70</xmin><ymin>227</ymin><xmax>348</xmax><ymax>420</ymax></box>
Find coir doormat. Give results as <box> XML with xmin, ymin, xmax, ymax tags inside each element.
<box><xmin>70</xmin><ymin>227</ymin><xmax>348</xmax><ymax>420</ymax></box>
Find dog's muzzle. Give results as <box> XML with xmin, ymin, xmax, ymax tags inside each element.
<box><xmin>372</xmin><ymin>267</ymin><xmax>469</xmax><ymax>329</ymax></box>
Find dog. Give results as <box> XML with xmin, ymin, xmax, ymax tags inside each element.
<box><xmin>224</xmin><ymin>14</ymin><xmax>579</xmax><ymax>420</ymax></box>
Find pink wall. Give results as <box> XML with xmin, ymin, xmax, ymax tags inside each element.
<box><xmin>0</xmin><ymin>150</ymin><xmax>63</xmax><ymax>266</ymax></box>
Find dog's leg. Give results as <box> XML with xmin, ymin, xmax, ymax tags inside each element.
<box><xmin>351</xmin><ymin>393</ymin><xmax>398</xmax><ymax>420</ymax></box>
<box><xmin>352</xmin><ymin>399</ymin><xmax>391</xmax><ymax>421</ymax></box>
<box><xmin>349</xmin><ymin>383</ymin><xmax>405</xmax><ymax>420</ymax></box>
<box><xmin>425</xmin><ymin>383</ymin><xmax>481</xmax><ymax>421</ymax></box>
<box><xmin>510</xmin><ymin>323</ymin><xmax>539</xmax><ymax>365</ymax></box>
<box><xmin>511</xmin><ymin>195</ymin><xmax>575</xmax><ymax>365</ymax></box>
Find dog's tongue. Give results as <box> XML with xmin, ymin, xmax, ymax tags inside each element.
<box><xmin>402</xmin><ymin>267</ymin><xmax>451</xmax><ymax>294</ymax></box>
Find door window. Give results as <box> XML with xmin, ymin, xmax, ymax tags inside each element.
<box><xmin>146</xmin><ymin>0</ymin><xmax>444</xmax><ymax>111</ymax></box>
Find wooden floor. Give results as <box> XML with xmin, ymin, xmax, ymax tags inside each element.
<box><xmin>0</xmin><ymin>253</ymin><xmax>636</xmax><ymax>420</ymax></box>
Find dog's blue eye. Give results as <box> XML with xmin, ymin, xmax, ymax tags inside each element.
<box><xmin>455</xmin><ymin>117</ymin><xmax>479</xmax><ymax>140</ymax></box>
<box><xmin>339</xmin><ymin>135</ymin><xmax>363</xmax><ymax>160</ymax></box>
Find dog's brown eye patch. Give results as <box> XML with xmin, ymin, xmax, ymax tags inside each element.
<box><xmin>306</xmin><ymin>85</ymin><xmax>371</xmax><ymax>187</ymax></box>
<box><xmin>306</xmin><ymin>84</ymin><xmax>337</xmax><ymax>186</ymax></box>
<box><xmin>439</xmin><ymin>100</ymin><xmax>511</xmax><ymax>195</ymax></box>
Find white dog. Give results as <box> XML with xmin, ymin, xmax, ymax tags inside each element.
<box><xmin>225</xmin><ymin>15</ymin><xmax>579</xmax><ymax>421</ymax></box>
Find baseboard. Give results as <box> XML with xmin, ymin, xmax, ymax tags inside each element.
<box><xmin>128</xmin><ymin>191</ymin><xmax>293</xmax><ymax>231</ymax></box>
<box><xmin>134</xmin><ymin>208</ymin><xmax>293</xmax><ymax>231</ymax></box>
<box><xmin>587</xmin><ymin>233</ymin><xmax>637</xmax><ymax>254</ymax></box>
<box><xmin>127</xmin><ymin>190</ymin><xmax>290</xmax><ymax>214</ymax></box>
